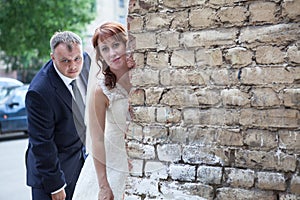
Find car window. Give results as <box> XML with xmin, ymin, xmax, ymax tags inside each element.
<box><xmin>3</xmin><ymin>86</ymin><xmax>28</xmax><ymax>107</ymax></box>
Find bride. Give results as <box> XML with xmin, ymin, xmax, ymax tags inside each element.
<box><xmin>73</xmin><ymin>21</ymin><xmax>135</xmax><ymax>200</ymax></box>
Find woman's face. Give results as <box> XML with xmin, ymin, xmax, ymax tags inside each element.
<box><xmin>98</xmin><ymin>37</ymin><xmax>127</xmax><ymax>73</ymax></box>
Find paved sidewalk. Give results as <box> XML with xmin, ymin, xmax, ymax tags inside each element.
<box><xmin>0</xmin><ymin>138</ymin><xmax>31</xmax><ymax>200</ymax></box>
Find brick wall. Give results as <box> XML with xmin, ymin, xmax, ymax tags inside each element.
<box><xmin>125</xmin><ymin>0</ymin><xmax>300</xmax><ymax>199</ymax></box>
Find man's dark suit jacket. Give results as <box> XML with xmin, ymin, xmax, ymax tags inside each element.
<box><xmin>25</xmin><ymin>52</ymin><xmax>90</xmax><ymax>198</ymax></box>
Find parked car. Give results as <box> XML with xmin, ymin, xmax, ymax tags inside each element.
<box><xmin>0</xmin><ymin>84</ymin><xmax>29</xmax><ymax>135</ymax></box>
<box><xmin>0</xmin><ymin>77</ymin><xmax>23</xmax><ymax>88</ymax></box>
<box><xmin>0</xmin><ymin>77</ymin><xmax>24</xmax><ymax>104</ymax></box>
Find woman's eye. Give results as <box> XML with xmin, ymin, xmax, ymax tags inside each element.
<box><xmin>113</xmin><ymin>42</ymin><xmax>120</xmax><ymax>48</ymax></box>
<box><xmin>101</xmin><ymin>47</ymin><xmax>108</xmax><ymax>52</ymax></box>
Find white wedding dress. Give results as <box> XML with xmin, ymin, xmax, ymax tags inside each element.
<box><xmin>72</xmin><ymin>78</ymin><xmax>129</xmax><ymax>200</ymax></box>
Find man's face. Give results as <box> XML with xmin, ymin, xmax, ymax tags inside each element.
<box><xmin>51</xmin><ymin>43</ymin><xmax>83</xmax><ymax>79</ymax></box>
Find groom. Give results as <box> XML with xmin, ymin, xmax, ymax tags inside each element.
<box><xmin>25</xmin><ymin>31</ymin><xmax>90</xmax><ymax>200</ymax></box>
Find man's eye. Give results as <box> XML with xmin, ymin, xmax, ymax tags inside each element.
<box><xmin>74</xmin><ymin>57</ymin><xmax>82</xmax><ymax>62</ymax></box>
<box><xmin>62</xmin><ymin>59</ymin><xmax>69</xmax><ymax>63</ymax></box>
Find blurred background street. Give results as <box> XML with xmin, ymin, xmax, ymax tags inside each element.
<box><xmin>0</xmin><ymin>137</ymin><xmax>31</xmax><ymax>200</ymax></box>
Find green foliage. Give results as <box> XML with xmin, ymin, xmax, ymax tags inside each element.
<box><xmin>0</xmin><ymin>0</ymin><xmax>96</xmax><ymax>71</ymax></box>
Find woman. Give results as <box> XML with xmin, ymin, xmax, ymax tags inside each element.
<box><xmin>73</xmin><ymin>22</ymin><xmax>134</xmax><ymax>200</ymax></box>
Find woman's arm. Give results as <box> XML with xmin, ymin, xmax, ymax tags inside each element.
<box><xmin>88</xmin><ymin>85</ymin><xmax>113</xmax><ymax>199</ymax></box>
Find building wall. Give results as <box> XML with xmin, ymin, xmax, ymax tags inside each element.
<box><xmin>125</xmin><ymin>0</ymin><xmax>300</xmax><ymax>199</ymax></box>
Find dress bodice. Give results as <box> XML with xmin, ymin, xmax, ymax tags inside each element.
<box><xmin>98</xmin><ymin>78</ymin><xmax>129</xmax><ymax>172</ymax></box>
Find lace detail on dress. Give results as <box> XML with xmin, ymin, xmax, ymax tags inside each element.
<box><xmin>98</xmin><ymin>77</ymin><xmax>128</xmax><ymax>108</ymax></box>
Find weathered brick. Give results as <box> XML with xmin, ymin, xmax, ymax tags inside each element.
<box><xmin>224</xmin><ymin>168</ymin><xmax>255</xmax><ymax>188</ymax></box>
<box><xmin>145</xmin><ymin>161</ymin><xmax>168</xmax><ymax>179</ymax></box>
<box><xmin>279</xmin><ymin>193</ymin><xmax>299</xmax><ymax>200</ymax></box>
<box><xmin>216</xmin><ymin>129</ymin><xmax>243</xmax><ymax>146</ymax></box>
<box><xmin>143</xmin><ymin>125</ymin><xmax>168</xmax><ymax>144</ymax></box>
<box><xmin>239</xmin><ymin>24</ymin><xmax>299</xmax><ymax>46</ymax></box>
<box><xmin>128</xmin><ymin>15</ymin><xmax>144</xmax><ymax>32</ymax></box>
<box><xmin>181</xmin><ymin>28</ymin><xmax>238</xmax><ymax>47</ymax></box>
<box><xmin>290</xmin><ymin>175</ymin><xmax>300</xmax><ymax>194</ymax></box>
<box><xmin>195</xmin><ymin>88</ymin><xmax>220</xmax><ymax>106</ymax></box>
<box><xmin>197</xmin><ymin>166</ymin><xmax>222</xmax><ymax>184</ymax></box>
<box><xmin>183</xmin><ymin>145</ymin><xmax>230</xmax><ymax>165</ymax></box>
<box><xmin>157</xmin><ymin>31</ymin><xmax>180</xmax><ymax>50</ymax></box>
<box><xmin>256</xmin><ymin>171</ymin><xmax>286</xmax><ymax>191</ymax></box>
<box><xmin>169</xmin><ymin>126</ymin><xmax>189</xmax><ymax>143</ymax></box>
<box><xmin>126</xmin><ymin>122</ymin><xmax>143</xmax><ymax>141</ymax></box>
<box><xmin>160</xmin><ymin>181</ymin><xmax>214</xmax><ymax>200</ymax></box>
<box><xmin>216</xmin><ymin>187</ymin><xmax>276</xmax><ymax>200</ymax></box>
<box><xmin>145</xmin><ymin>87</ymin><xmax>164</xmax><ymax>105</ymax></box>
<box><xmin>128</xmin><ymin>0</ymin><xmax>158</xmax><ymax>15</ymax></box>
<box><xmin>170</xmin><ymin>11</ymin><xmax>189</xmax><ymax>31</ymax></box>
<box><xmin>156</xmin><ymin>107</ymin><xmax>181</xmax><ymax>123</ymax></box>
<box><xmin>132</xmin><ymin>32</ymin><xmax>157</xmax><ymax>50</ymax></box>
<box><xmin>283</xmin><ymin>0</ymin><xmax>300</xmax><ymax>20</ymax></box>
<box><xmin>160</xmin><ymin>88</ymin><xmax>198</xmax><ymax>107</ymax></box>
<box><xmin>221</xmin><ymin>88</ymin><xmax>249</xmax><ymax>106</ymax></box>
<box><xmin>249</xmin><ymin>2</ymin><xmax>276</xmax><ymax>23</ymax></box>
<box><xmin>209</xmin><ymin>0</ymin><xmax>236</xmax><ymax>6</ymax></box>
<box><xmin>256</xmin><ymin>46</ymin><xmax>285</xmax><ymax>64</ymax></box>
<box><xmin>146</xmin><ymin>52</ymin><xmax>169</xmax><ymax>69</ymax></box>
<box><xmin>278</xmin><ymin>130</ymin><xmax>300</xmax><ymax>153</ymax></box>
<box><xmin>125</xmin><ymin>177</ymin><xmax>159</xmax><ymax>196</ymax></box>
<box><xmin>127</xmin><ymin>141</ymin><xmax>156</xmax><ymax>160</ymax></box>
<box><xmin>240</xmin><ymin>109</ymin><xmax>299</xmax><ymax>128</ymax></box>
<box><xmin>157</xmin><ymin>144</ymin><xmax>181</xmax><ymax>162</ymax></box>
<box><xmin>160</xmin><ymin>68</ymin><xmax>210</xmax><ymax>86</ymax></box>
<box><xmin>218</xmin><ymin>6</ymin><xmax>248</xmax><ymax>25</ymax></box>
<box><xmin>225</xmin><ymin>47</ymin><xmax>253</xmax><ymax>67</ymax></box>
<box><xmin>243</xmin><ymin>129</ymin><xmax>278</xmax><ymax>150</ymax></box>
<box><xmin>190</xmin><ymin>7</ymin><xmax>217</xmax><ymax>28</ymax></box>
<box><xmin>240</xmin><ymin>67</ymin><xmax>300</xmax><ymax>85</ymax></box>
<box><xmin>250</xmin><ymin>88</ymin><xmax>281</xmax><ymax>107</ymax></box>
<box><xmin>282</xmin><ymin>88</ymin><xmax>300</xmax><ymax>108</ymax></box>
<box><xmin>183</xmin><ymin>108</ymin><xmax>240</xmax><ymax>126</ymax></box>
<box><xmin>129</xmin><ymin>159</ymin><xmax>144</xmax><ymax>177</ymax></box>
<box><xmin>287</xmin><ymin>44</ymin><xmax>300</xmax><ymax>64</ymax></box>
<box><xmin>235</xmin><ymin>149</ymin><xmax>297</xmax><ymax>172</ymax></box>
<box><xmin>196</xmin><ymin>48</ymin><xmax>223</xmax><ymax>66</ymax></box>
<box><xmin>169</xmin><ymin>164</ymin><xmax>196</xmax><ymax>181</ymax></box>
<box><xmin>187</xmin><ymin>127</ymin><xmax>216</xmax><ymax>145</ymax></box>
<box><xmin>131</xmin><ymin>106</ymin><xmax>156</xmax><ymax>123</ymax></box>
<box><xmin>131</xmin><ymin>68</ymin><xmax>160</xmax><ymax>87</ymax></box>
<box><xmin>171</xmin><ymin>49</ymin><xmax>195</xmax><ymax>67</ymax></box>
<box><xmin>162</xmin><ymin>0</ymin><xmax>205</xmax><ymax>8</ymax></box>
<box><xmin>124</xmin><ymin>194</ymin><xmax>142</xmax><ymax>200</ymax></box>
<box><xmin>145</xmin><ymin>12</ymin><xmax>172</xmax><ymax>31</ymax></box>
<box><xmin>129</xmin><ymin>88</ymin><xmax>145</xmax><ymax>105</ymax></box>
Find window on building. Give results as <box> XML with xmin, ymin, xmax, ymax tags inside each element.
<box><xmin>119</xmin><ymin>15</ymin><xmax>126</xmax><ymax>25</ymax></box>
<box><xmin>119</xmin><ymin>0</ymin><xmax>125</xmax><ymax>8</ymax></box>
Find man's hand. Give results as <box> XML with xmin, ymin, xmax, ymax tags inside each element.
<box><xmin>51</xmin><ymin>189</ymin><xmax>66</xmax><ymax>200</ymax></box>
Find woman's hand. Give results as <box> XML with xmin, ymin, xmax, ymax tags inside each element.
<box><xmin>98</xmin><ymin>185</ymin><xmax>114</xmax><ymax>200</ymax></box>
<box><xmin>126</xmin><ymin>51</ymin><xmax>136</xmax><ymax>69</ymax></box>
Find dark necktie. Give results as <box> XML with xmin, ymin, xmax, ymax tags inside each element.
<box><xmin>70</xmin><ymin>80</ymin><xmax>85</xmax><ymax>117</ymax></box>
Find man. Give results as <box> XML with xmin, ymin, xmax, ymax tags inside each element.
<box><xmin>25</xmin><ymin>31</ymin><xmax>90</xmax><ymax>200</ymax></box>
